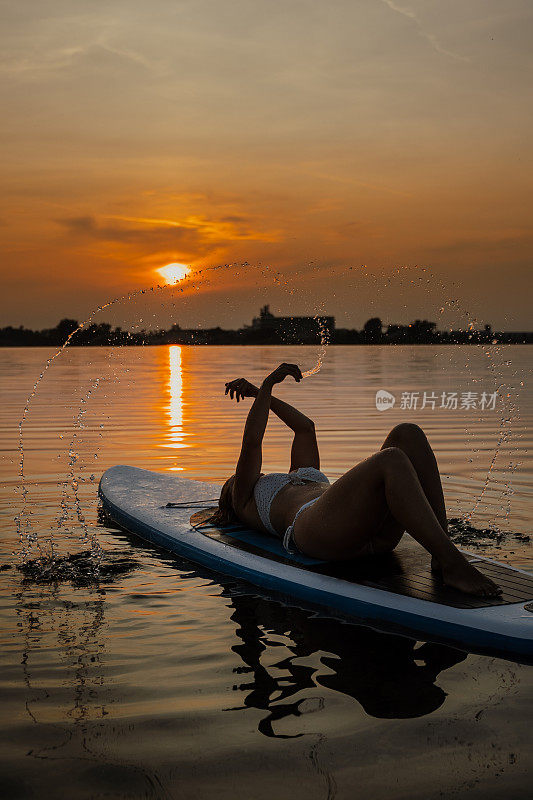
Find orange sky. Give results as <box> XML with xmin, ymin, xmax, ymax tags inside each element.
<box><xmin>1</xmin><ymin>1</ymin><xmax>532</xmax><ymax>330</ymax></box>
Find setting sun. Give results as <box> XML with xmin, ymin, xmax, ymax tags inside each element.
<box><xmin>157</xmin><ymin>263</ymin><xmax>191</xmax><ymax>285</ymax></box>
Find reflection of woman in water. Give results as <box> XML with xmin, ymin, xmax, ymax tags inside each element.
<box><xmin>215</xmin><ymin>362</ymin><xmax>500</xmax><ymax>598</ymax></box>
<box><xmin>226</xmin><ymin>590</ymin><xmax>468</xmax><ymax>730</ymax></box>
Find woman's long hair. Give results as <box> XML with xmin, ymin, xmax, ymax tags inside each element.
<box><xmin>208</xmin><ymin>474</ymin><xmax>238</xmax><ymax>526</ymax></box>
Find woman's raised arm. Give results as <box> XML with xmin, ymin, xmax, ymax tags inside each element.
<box><xmin>225</xmin><ymin>366</ymin><xmax>318</xmax><ymax>471</ymax></box>
<box><xmin>227</xmin><ymin>364</ymin><xmax>302</xmax><ymax>511</ymax></box>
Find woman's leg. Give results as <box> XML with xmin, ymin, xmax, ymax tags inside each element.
<box><xmin>380</xmin><ymin>423</ymin><xmax>447</xmax><ymax>533</ymax></box>
<box><xmin>321</xmin><ymin>422</ymin><xmax>449</xmax><ymax>558</ymax></box>
<box><xmin>380</xmin><ymin>423</ymin><xmax>448</xmax><ymax>570</ymax></box>
<box><xmin>292</xmin><ymin>447</ymin><xmax>500</xmax><ymax>597</ymax></box>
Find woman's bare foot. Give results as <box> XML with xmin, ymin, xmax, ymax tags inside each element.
<box><xmin>439</xmin><ymin>555</ymin><xmax>502</xmax><ymax>598</ymax></box>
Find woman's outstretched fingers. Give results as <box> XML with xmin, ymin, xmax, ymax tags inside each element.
<box><xmin>225</xmin><ymin>377</ymin><xmax>255</xmax><ymax>402</ymax></box>
<box><xmin>226</xmin><ymin>379</ymin><xmax>238</xmax><ymax>400</ymax></box>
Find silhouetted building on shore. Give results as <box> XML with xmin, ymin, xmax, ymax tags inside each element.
<box><xmin>246</xmin><ymin>305</ymin><xmax>335</xmax><ymax>344</ymax></box>
<box><xmin>1</xmin><ymin>308</ymin><xmax>531</xmax><ymax>347</ymax></box>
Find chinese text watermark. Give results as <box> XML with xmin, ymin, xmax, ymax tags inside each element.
<box><xmin>375</xmin><ymin>389</ymin><xmax>499</xmax><ymax>412</ymax></box>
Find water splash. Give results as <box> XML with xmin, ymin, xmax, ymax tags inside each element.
<box><xmin>377</xmin><ymin>263</ymin><xmax>522</xmax><ymax>529</ymax></box>
<box><xmin>17</xmin><ymin>261</ymin><xmax>325</xmax><ymax>562</ymax></box>
<box><xmin>447</xmin><ymin>517</ymin><xmax>529</xmax><ymax>550</ymax></box>
<box><xmin>301</xmin><ymin>313</ymin><xmax>331</xmax><ymax>378</ymax></box>
<box><xmin>17</xmin><ymin>550</ymin><xmax>138</xmax><ymax>586</ymax></box>
<box><xmin>252</xmin><ymin>263</ymin><xmax>332</xmax><ymax>379</ymax></box>
<box><xmin>56</xmin><ymin>377</ymin><xmax>105</xmax><ymax>564</ymax></box>
<box><xmin>16</xmin><ymin>282</ymin><xmax>179</xmax><ymax>560</ymax></box>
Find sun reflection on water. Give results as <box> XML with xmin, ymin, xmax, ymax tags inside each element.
<box><xmin>167</xmin><ymin>345</ymin><xmax>187</xmax><ymax>467</ymax></box>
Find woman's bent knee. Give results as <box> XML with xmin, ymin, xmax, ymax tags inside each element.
<box><xmin>387</xmin><ymin>422</ymin><xmax>426</xmax><ymax>442</ymax></box>
<box><xmin>377</xmin><ymin>446</ymin><xmax>412</xmax><ymax>471</ymax></box>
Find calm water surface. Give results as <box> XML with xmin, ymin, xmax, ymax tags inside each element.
<box><xmin>0</xmin><ymin>345</ymin><xmax>532</xmax><ymax>799</ymax></box>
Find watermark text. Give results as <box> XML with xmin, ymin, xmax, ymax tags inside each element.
<box><xmin>375</xmin><ymin>389</ymin><xmax>498</xmax><ymax>411</ymax></box>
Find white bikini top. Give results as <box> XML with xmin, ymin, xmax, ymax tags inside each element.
<box><xmin>253</xmin><ymin>467</ymin><xmax>330</xmax><ymax>536</ymax></box>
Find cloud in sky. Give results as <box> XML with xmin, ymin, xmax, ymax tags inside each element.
<box><xmin>380</xmin><ymin>0</ymin><xmax>469</xmax><ymax>61</ymax></box>
<box><xmin>57</xmin><ymin>212</ymin><xmax>278</xmax><ymax>250</ymax></box>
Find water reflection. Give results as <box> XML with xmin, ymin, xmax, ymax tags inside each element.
<box><xmin>166</xmin><ymin>345</ymin><xmax>187</xmax><ymax>463</ymax></box>
<box><xmin>101</xmin><ymin>526</ymin><xmax>467</xmax><ymax>731</ymax></box>
<box><xmin>225</xmin><ymin>592</ymin><xmax>467</xmax><ymax>734</ymax></box>
<box><xmin>16</xmin><ymin>582</ymin><xmax>108</xmax><ymax>753</ymax></box>
<box><xmin>13</xmin><ymin>574</ymin><xmax>166</xmax><ymax>796</ymax></box>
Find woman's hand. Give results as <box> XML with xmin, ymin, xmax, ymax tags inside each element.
<box><xmin>264</xmin><ymin>363</ymin><xmax>303</xmax><ymax>387</ymax></box>
<box><xmin>225</xmin><ymin>378</ymin><xmax>259</xmax><ymax>402</ymax></box>
<box><xmin>225</xmin><ymin>364</ymin><xmax>302</xmax><ymax>401</ymax></box>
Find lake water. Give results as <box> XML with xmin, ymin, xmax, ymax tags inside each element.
<box><xmin>1</xmin><ymin>344</ymin><xmax>531</xmax><ymax>799</ymax></box>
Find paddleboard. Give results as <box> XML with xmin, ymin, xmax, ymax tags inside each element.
<box><xmin>99</xmin><ymin>466</ymin><xmax>533</xmax><ymax>660</ymax></box>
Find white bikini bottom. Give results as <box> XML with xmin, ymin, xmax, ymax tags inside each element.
<box><xmin>282</xmin><ymin>497</ymin><xmax>320</xmax><ymax>555</ymax></box>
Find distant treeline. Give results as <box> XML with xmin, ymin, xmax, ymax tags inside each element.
<box><xmin>1</xmin><ymin>316</ymin><xmax>532</xmax><ymax>346</ymax></box>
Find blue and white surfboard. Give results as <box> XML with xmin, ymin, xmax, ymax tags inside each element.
<box><xmin>99</xmin><ymin>466</ymin><xmax>533</xmax><ymax>661</ymax></box>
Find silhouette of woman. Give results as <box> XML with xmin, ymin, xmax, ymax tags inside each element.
<box><xmin>215</xmin><ymin>363</ymin><xmax>500</xmax><ymax>598</ymax></box>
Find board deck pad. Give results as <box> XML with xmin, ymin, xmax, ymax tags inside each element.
<box><xmin>191</xmin><ymin>508</ymin><xmax>533</xmax><ymax>610</ymax></box>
